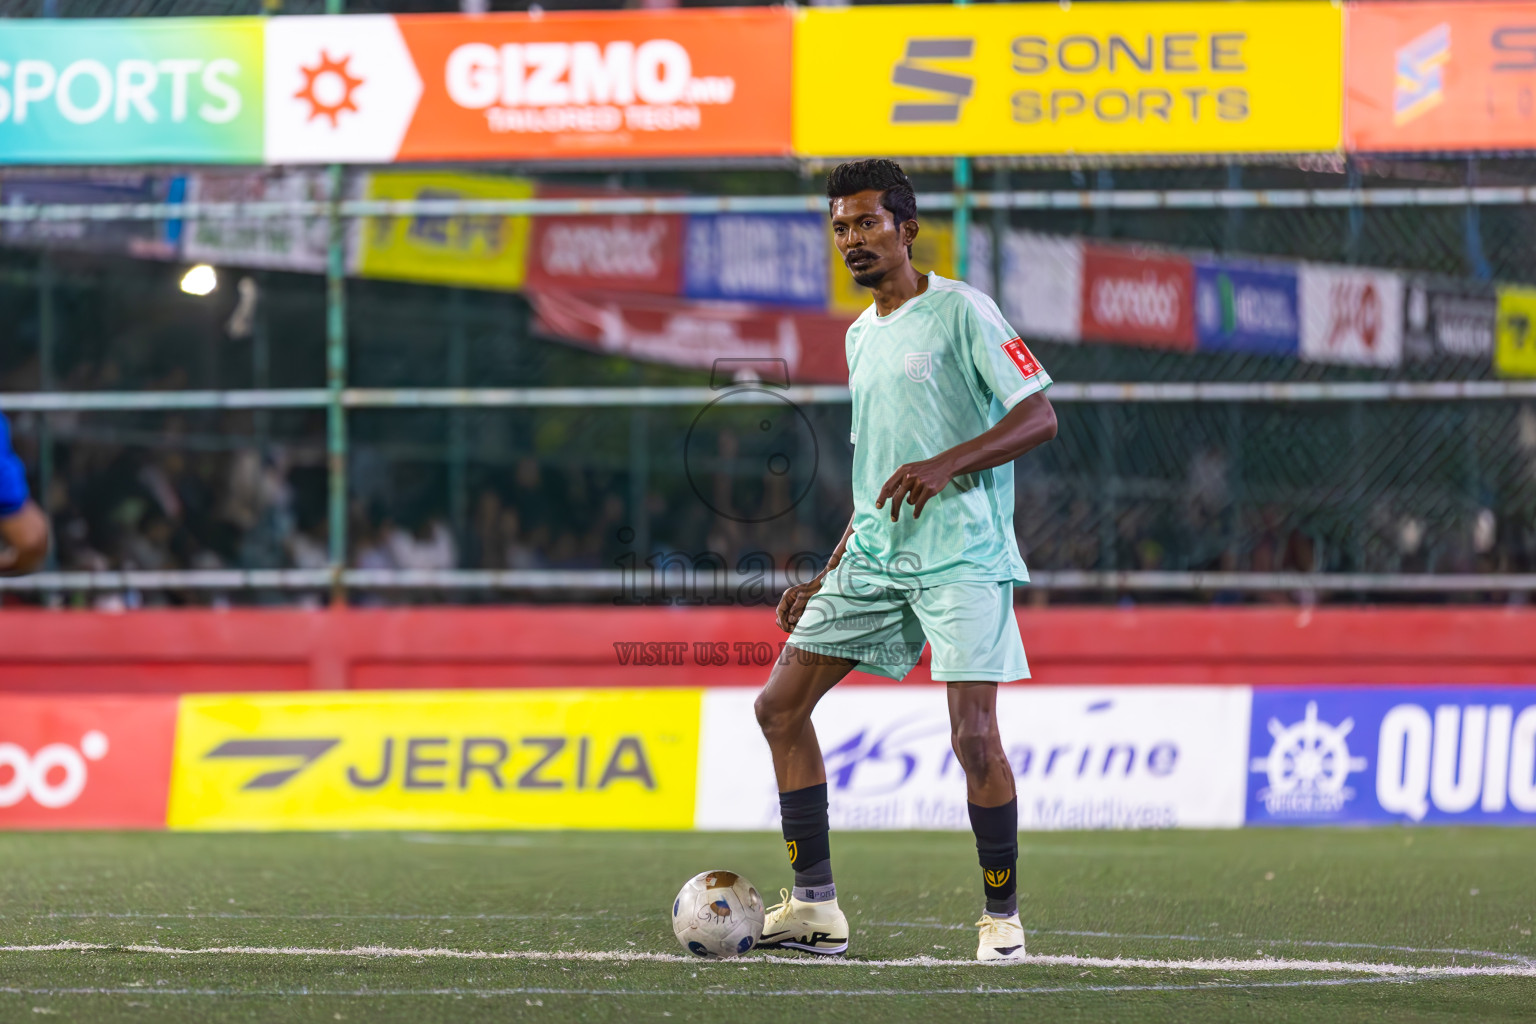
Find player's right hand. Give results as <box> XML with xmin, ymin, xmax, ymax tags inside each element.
<box><xmin>775</xmin><ymin>576</ymin><xmax>824</xmax><ymax>633</ymax></box>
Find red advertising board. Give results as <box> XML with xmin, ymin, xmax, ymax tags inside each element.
<box><xmin>0</xmin><ymin>696</ymin><xmax>176</xmax><ymax>828</ymax></box>
<box><xmin>526</xmin><ymin>195</ymin><xmax>684</xmax><ymax>295</ymax></box>
<box><xmin>529</xmin><ymin>288</ymin><xmax>854</xmax><ymax>384</ymax></box>
<box><xmin>0</xmin><ymin>609</ymin><xmax>1531</xmax><ymax>693</ymax></box>
<box><xmin>1347</xmin><ymin>2</ymin><xmax>1536</xmax><ymax>152</ymax></box>
<box><xmin>1080</xmin><ymin>245</ymin><xmax>1196</xmax><ymax>349</ymax></box>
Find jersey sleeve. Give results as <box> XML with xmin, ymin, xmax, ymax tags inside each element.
<box><xmin>0</xmin><ymin>413</ymin><xmax>29</xmax><ymax>517</ymax></box>
<box><xmin>957</xmin><ymin>289</ymin><xmax>1053</xmax><ymax>409</ymax></box>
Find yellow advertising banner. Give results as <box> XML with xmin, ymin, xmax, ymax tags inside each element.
<box><xmin>793</xmin><ymin>2</ymin><xmax>1342</xmax><ymax>157</ymax></box>
<box><xmin>829</xmin><ymin>220</ymin><xmax>956</xmax><ymax>314</ymax></box>
<box><xmin>355</xmin><ymin>171</ymin><xmax>534</xmax><ymax>290</ymax></box>
<box><xmin>167</xmin><ymin>689</ymin><xmax>701</xmax><ymax>830</ymax></box>
<box><xmin>1495</xmin><ymin>286</ymin><xmax>1536</xmax><ymax>378</ymax></box>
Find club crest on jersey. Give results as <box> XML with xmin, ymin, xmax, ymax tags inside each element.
<box><xmin>904</xmin><ymin>352</ymin><xmax>933</xmax><ymax>382</ymax></box>
<box><xmin>1002</xmin><ymin>337</ymin><xmax>1042</xmax><ymax>378</ymax></box>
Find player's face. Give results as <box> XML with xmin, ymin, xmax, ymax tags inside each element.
<box><xmin>830</xmin><ymin>191</ymin><xmax>915</xmax><ymax>289</ymax></box>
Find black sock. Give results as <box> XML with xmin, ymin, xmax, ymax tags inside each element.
<box><xmin>968</xmin><ymin>798</ymin><xmax>1019</xmax><ymax>917</ymax></box>
<box><xmin>779</xmin><ymin>783</ymin><xmax>834</xmax><ymax>901</ymax></box>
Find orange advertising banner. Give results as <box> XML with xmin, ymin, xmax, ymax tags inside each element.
<box><xmin>1346</xmin><ymin>2</ymin><xmax>1536</xmax><ymax>151</ymax></box>
<box><xmin>394</xmin><ymin>10</ymin><xmax>791</xmax><ymax>161</ymax></box>
<box><xmin>262</xmin><ymin>11</ymin><xmax>791</xmax><ymax>163</ymax></box>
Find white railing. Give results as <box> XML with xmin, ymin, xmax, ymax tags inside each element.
<box><xmin>6</xmin><ymin>379</ymin><xmax>1536</xmax><ymax>413</ymax></box>
<box><xmin>0</xmin><ymin>569</ymin><xmax>1531</xmax><ymax>594</ymax></box>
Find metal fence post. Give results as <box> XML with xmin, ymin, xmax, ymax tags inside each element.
<box><xmin>952</xmin><ymin>0</ymin><xmax>970</xmax><ymax>285</ymax></box>
<box><xmin>954</xmin><ymin>156</ymin><xmax>971</xmax><ymax>283</ymax></box>
<box><xmin>323</xmin><ymin>0</ymin><xmax>349</xmax><ymax>603</ymax></box>
<box><xmin>630</xmin><ymin>408</ymin><xmax>650</xmax><ymax>560</ymax></box>
<box><xmin>990</xmin><ymin>165</ymin><xmax>1007</xmax><ymax>299</ymax></box>
<box><xmin>37</xmin><ymin>252</ymin><xmax>55</xmax><ymax>575</ymax></box>
<box><xmin>448</xmin><ymin>288</ymin><xmax>468</xmax><ymax>549</ymax></box>
<box><xmin>253</xmin><ymin>270</ymin><xmax>270</xmax><ymax>451</ymax></box>
<box><xmin>326</xmin><ymin>163</ymin><xmax>348</xmax><ymax>604</ymax></box>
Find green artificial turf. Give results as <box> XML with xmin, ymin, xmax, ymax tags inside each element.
<box><xmin>2</xmin><ymin>828</ymin><xmax>1534</xmax><ymax>1022</ymax></box>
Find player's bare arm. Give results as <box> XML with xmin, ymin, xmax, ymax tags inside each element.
<box><xmin>0</xmin><ymin>500</ymin><xmax>50</xmax><ymax>576</ymax></box>
<box><xmin>876</xmin><ymin>393</ymin><xmax>1058</xmax><ymax>522</ymax></box>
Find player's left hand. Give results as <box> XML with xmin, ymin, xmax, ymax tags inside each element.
<box><xmin>876</xmin><ymin>457</ymin><xmax>955</xmax><ymax>522</ymax></box>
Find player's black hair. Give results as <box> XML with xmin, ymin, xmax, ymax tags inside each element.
<box><xmin>825</xmin><ymin>159</ymin><xmax>917</xmax><ymax>255</ymax></box>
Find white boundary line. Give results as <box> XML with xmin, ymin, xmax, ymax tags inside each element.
<box><xmin>16</xmin><ymin>912</ymin><xmax>598</xmax><ymax>922</ymax></box>
<box><xmin>870</xmin><ymin>922</ymin><xmax>1531</xmax><ymax>964</ymax></box>
<box><xmin>17</xmin><ymin>914</ymin><xmax>1527</xmax><ymax>965</ymax></box>
<box><xmin>0</xmin><ymin>977</ymin><xmax>1416</xmax><ymax>998</ymax></box>
<box><xmin>4</xmin><ymin>942</ymin><xmax>1536</xmax><ymax>978</ymax></box>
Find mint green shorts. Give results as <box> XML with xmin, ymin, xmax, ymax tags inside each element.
<box><xmin>785</xmin><ymin>574</ymin><xmax>1031</xmax><ymax>683</ymax></box>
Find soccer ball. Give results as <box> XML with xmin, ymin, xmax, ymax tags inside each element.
<box><xmin>670</xmin><ymin>869</ymin><xmax>765</xmax><ymax>958</ymax></box>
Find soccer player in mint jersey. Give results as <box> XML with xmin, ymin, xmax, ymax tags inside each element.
<box><xmin>754</xmin><ymin>159</ymin><xmax>1057</xmax><ymax>961</ymax></box>
<box><xmin>0</xmin><ymin>412</ymin><xmax>49</xmax><ymax>575</ymax></box>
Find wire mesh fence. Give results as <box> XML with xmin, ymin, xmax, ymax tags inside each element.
<box><xmin>3</xmin><ymin>129</ymin><xmax>1536</xmax><ymax>602</ymax></box>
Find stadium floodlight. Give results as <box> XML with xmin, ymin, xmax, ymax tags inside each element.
<box><xmin>180</xmin><ymin>264</ymin><xmax>218</xmax><ymax>297</ymax></box>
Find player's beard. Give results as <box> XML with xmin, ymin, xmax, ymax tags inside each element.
<box><xmin>848</xmin><ymin>255</ymin><xmax>887</xmax><ymax>288</ymax></box>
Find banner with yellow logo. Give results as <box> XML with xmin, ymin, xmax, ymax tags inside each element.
<box><xmin>1495</xmin><ymin>286</ymin><xmax>1536</xmax><ymax>378</ymax></box>
<box><xmin>793</xmin><ymin>2</ymin><xmax>1342</xmax><ymax>157</ymax></box>
<box><xmin>355</xmin><ymin>171</ymin><xmax>534</xmax><ymax>290</ymax></box>
<box><xmin>168</xmin><ymin>689</ymin><xmax>701</xmax><ymax>830</ymax></box>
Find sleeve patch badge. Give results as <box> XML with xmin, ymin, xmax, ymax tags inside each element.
<box><xmin>1002</xmin><ymin>337</ymin><xmax>1043</xmax><ymax>378</ymax></box>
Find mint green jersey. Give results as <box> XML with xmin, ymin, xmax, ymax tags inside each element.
<box><xmin>839</xmin><ymin>273</ymin><xmax>1052</xmax><ymax>589</ymax></box>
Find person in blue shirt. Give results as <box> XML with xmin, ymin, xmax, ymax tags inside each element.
<box><xmin>0</xmin><ymin>412</ymin><xmax>49</xmax><ymax>575</ymax></box>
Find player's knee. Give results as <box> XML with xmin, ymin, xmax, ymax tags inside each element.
<box><xmin>951</xmin><ymin>721</ymin><xmax>1002</xmax><ymax>777</ymax></box>
<box><xmin>754</xmin><ymin>690</ymin><xmax>806</xmax><ymax>746</ymax></box>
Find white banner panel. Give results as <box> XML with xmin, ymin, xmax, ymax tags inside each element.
<box><xmin>696</xmin><ymin>686</ymin><xmax>1251</xmax><ymax>831</ymax></box>
<box><xmin>1001</xmin><ymin>231</ymin><xmax>1083</xmax><ymax>343</ymax></box>
<box><xmin>182</xmin><ymin>170</ymin><xmax>336</xmax><ymax>273</ymax></box>
<box><xmin>264</xmin><ymin>16</ymin><xmax>423</xmax><ymax>164</ymax></box>
<box><xmin>1299</xmin><ymin>263</ymin><xmax>1404</xmax><ymax>367</ymax></box>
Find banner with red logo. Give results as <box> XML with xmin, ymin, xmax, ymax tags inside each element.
<box><xmin>0</xmin><ymin>696</ymin><xmax>177</xmax><ymax>829</ymax></box>
<box><xmin>529</xmin><ymin>289</ymin><xmax>853</xmax><ymax>384</ymax></box>
<box><xmin>1299</xmin><ymin>264</ymin><xmax>1405</xmax><ymax>367</ymax></box>
<box><xmin>1080</xmin><ymin>244</ymin><xmax>1196</xmax><ymax>350</ymax></box>
<box><xmin>526</xmin><ymin>195</ymin><xmax>684</xmax><ymax>295</ymax></box>
<box><xmin>1346</xmin><ymin>3</ymin><xmax>1536</xmax><ymax>153</ymax></box>
<box><xmin>263</xmin><ymin>10</ymin><xmax>792</xmax><ymax>164</ymax></box>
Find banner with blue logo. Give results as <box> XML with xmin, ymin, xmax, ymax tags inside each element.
<box><xmin>683</xmin><ymin>213</ymin><xmax>828</xmax><ymax>308</ymax></box>
<box><xmin>1193</xmin><ymin>260</ymin><xmax>1300</xmax><ymax>357</ymax></box>
<box><xmin>698</xmin><ymin>686</ymin><xmax>1252</xmax><ymax>831</ymax></box>
<box><xmin>1247</xmin><ymin>687</ymin><xmax>1536</xmax><ymax>826</ymax></box>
